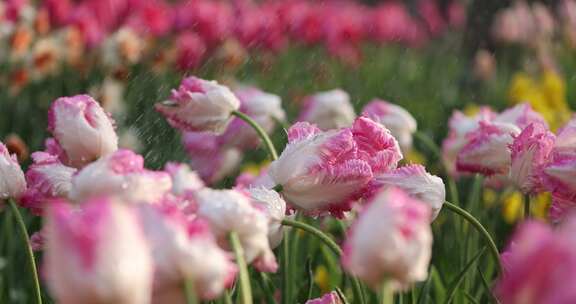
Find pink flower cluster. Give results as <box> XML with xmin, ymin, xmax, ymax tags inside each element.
<box><xmin>1</xmin><ymin>0</ymin><xmax>464</xmax><ymax>69</ymax></box>
<box><xmin>442</xmin><ymin>103</ymin><xmax>576</xmax><ymax>222</ymax></box>
<box><xmin>1</xmin><ymin>92</ymin><xmax>296</xmax><ymax>303</ymax></box>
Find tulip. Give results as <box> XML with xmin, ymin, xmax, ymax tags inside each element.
<box><xmin>195</xmin><ymin>188</ymin><xmax>278</xmax><ymax>272</ymax></box>
<box><xmin>298</xmin><ymin>89</ymin><xmax>356</xmax><ymax>130</ymax></box>
<box><xmin>306</xmin><ymin>291</ymin><xmax>342</xmax><ymax>304</ymax></box>
<box><xmin>137</xmin><ymin>204</ymin><xmax>236</xmax><ymax>300</ymax></box>
<box><xmin>182</xmin><ymin>131</ymin><xmax>242</xmax><ymax>184</ymax></box>
<box><xmin>247</xmin><ymin>187</ymin><xmax>287</xmax><ymax>248</ymax></box>
<box><xmin>45</xmin><ymin>198</ymin><xmax>153</xmax><ymax>304</ymax></box>
<box><xmin>164</xmin><ymin>162</ymin><xmax>205</xmax><ymax>197</ymax></box>
<box><xmin>549</xmin><ymin>194</ymin><xmax>576</xmax><ymax>223</ymax></box>
<box><xmin>552</xmin><ymin>117</ymin><xmax>576</xmax><ymax>159</ymax></box>
<box><xmin>220</xmin><ymin>86</ymin><xmax>285</xmax><ymax>149</ymax></box>
<box><xmin>493</xmin><ymin>103</ymin><xmax>547</xmax><ymax>130</ymax></box>
<box><xmin>374</xmin><ymin>164</ymin><xmax>445</xmax><ymax>220</ymax></box>
<box><xmin>496</xmin><ymin>218</ymin><xmax>576</xmax><ymax>303</ymax></box>
<box><xmin>155</xmin><ymin>76</ymin><xmax>240</xmax><ymax>134</ymax></box>
<box><xmin>541</xmin><ymin>155</ymin><xmax>576</xmax><ymax>202</ymax></box>
<box><xmin>342</xmin><ymin>187</ymin><xmax>432</xmax><ymax>290</ymax></box>
<box><xmin>362</xmin><ymin>99</ymin><xmax>417</xmax><ymax>151</ymax></box>
<box><xmin>509</xmin><ymin>123</ymin><xmax>555</xmax><ymax>194</ymax></box>
<box><xmin>48</xmin><ymin>94</ymin><xmax>118</xmax><ymax>168</ymax></box>
<box><xmin>70</xmin><ymin>149</ymin><xmax>172</xmax><ymax>205</ymax></box>
<box><xmin>441</xmin><ymin>107</ymin><xmax>495</xmax><ymax>177</ymax></box>
<box><xmin>0</xmin><ymin>142</ymin><xmax>26</xmax><ymax>200</ymax></box>
<box><xmin>456</xmin><ymin>121</ymin><xmax>521</xmax><ymax>176</ymax></box>
<box><xmin>269</xmin><ymin>122</ymin><xmax>365</xmax><ymax>216</ymax></box>
<box><xmin>20</xmin><ymin>152</ymin><xmax>76</xmax><ymax>214</ymax></box>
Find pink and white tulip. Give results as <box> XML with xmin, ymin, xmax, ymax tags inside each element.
<box><xmin>155</xmin><ymin>76</ymin><xmax>240</xmax><ymax>134</ymax></box>
<box><xmin>48</xmin><ymin>94</ymin><xmax>118</xmax><ymax>168</ymax></box>
<box><xmin>268</xmin><ymin>118</ymin><xmax>402</xmax><ymax>217</ymax></box>
<box><xmin>220</xmin><ymin>86</ymin><xmax>285</xmax><ymax>149</ymax></box>
<box><xmin>0</xmin><ymin>142</ymin><xmax>26</xmax><ymax>200</ymax></box>
<box><xmin>342</xmin><ymin>188</ymin><xmax>432</xmax><ymax>290</ymax></box>
<box><xmin>456</xmin><ymin>121</ymin><xmax>521</xmax><ymax>176</ymax></box>
<box><xmin>195</xmin><ymin>188</ymin><xmax>278</xmax><ymax>272</ymax></box>
<box><xmin>247</xmin><ymin>187</ymin><xmax>287</xmax><ymax>249</ymax></box>
<box><xmin>374</xmin><ymin>164</ymin><xmax>445</xmax><ymax>220</ymax></box>
<box><xmin>496</xmin><ymin>218</ymin><xmax>576</xmax><ymax>303</ymax></box>
<box><xmin>298</xmin><ymin>89</ymin><xmax>356</xmax><ymax>130</ymax></box>
<box><xmin>442</xmin><ymin>107</ymin><xmax>496</xmax><ymax>177</ymax></box>
<box><xmin>137</xmin><ymin>204</ymin><xmax>235</xmax><ymax>301</ymax></box>
<box><xmin>509</xmin><ymin>123</ymin><xmax>555</xmax><ymax>194</ymax></box>
<box><xmin>70</xmin><ymin>149</ymin><xmax>172</xmax><ymax>205</ymax></box>
<box><xmin>541</xmin><ymin>155</ymin><xmax>576</xmax><ymax>201</ymax></box>
<box><xmin>20</xmin><ymin>152</ymin><xmax>76</xmax><ymax>214</ymax></box>
<box><xmin>493</xmin><ymin>103</ymin><xmax>547</xmax><ymax>130</ymax></box>
<box><xmin>45</xmin><ymin>198</ymin><xmax>153</xmax><ymax>304</ymax></box>
<box><xmin>182</xmin><ymin>131</ymin><xmax>242</xmax><ymax>184</ymax></box>
<box><xmin>164</xmin><ymin>162</ymin><xmax>205</xmax><ymax>197</ymax></box>
<box><xmin>361</xmin><ymin>99</ymin><xmax>417</xmax><ymax>151</ymax></box>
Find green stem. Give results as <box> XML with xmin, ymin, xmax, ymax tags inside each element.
<box><xmin>183</xmin><ymin>279</ymin><xmax>198</xmax><ymax>304</ymax></box>
<box><xmin>281</xmin><ymin>230</ymin><xmax>291</xmax><ymax>304</ymax></box>
<box><xmin>524</xmin><ymin>195</ymin><xmax>531</xmax><ymax>219</ymax></box>
<box><xmin>281</xmin><ymin>219</ymin><xmax>365</xmax><ymax>304</ymax></box>
<box><xmin>380</xmin><ymin>281</ymin><xmax>394</xmax><ymax>304</ymax></box>
<box><xmin>443</xmin><ymin>201</ymin><xmax>502</xmax><ymax>272</ymax></box>
<box><xmin>231</xmin><ymin>110</ymin><xmax>278</xmax><ymax>161</ymax></box>
<box><xmin>228</xmin><ymin>232</ymin><xmax>253</xmax><ymax>304</ymax></box>
<box><xmin>8</xmin><ymin>199</ymin><xmax>42</xmax><ymax>304</ymax></box>
<box><xmin>414</xmin><ymin>131</ymin><xmax>441</xmax><ymax>159</ymax></box>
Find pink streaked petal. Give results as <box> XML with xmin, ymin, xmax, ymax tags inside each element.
<box><xmin>317</xmin><ymin>128</ymin><xmax>357</xmax><ymax>166</ymax></box>
<box><xmin>352</xmin><ymin>116</ymin><xmax>402</xmax><ymax>174</ymax></box>
<box><xmin>542</xmin><ymin>156</ymin><xmax>576</xmax><ymax>201</ymax></box>
<box><xmin>107</xmin><ymin>149</ymin><xmax>145</xmax><ymax>174</ymax></box>
<box><xmin>306</xmin><ymin>291</ymin><xmax>342</xmax><ymax>304</ymax></box>
<box><xmin>287</xmin><ymin>121</ymin><xmax>322</xmax><ymax>144</ymax></box>
<box><xmin>495</xmin><ymin>103</ymin><xmax>548</xmax><ymax>130</ymax></box>
<box><xmin>549</xmin><ymin>195</ymin><xmax>576</xmax><ymax>223</ymax></box>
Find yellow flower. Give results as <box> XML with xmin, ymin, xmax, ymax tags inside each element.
<box><xmin>508</xmin><ymin>70</ymin><xmax>571</xmax><ymax>131</ymax></box>
<box><xmin>502</xmin><ymin>191</ymin><xmax>523</xmax><ymax>224</ymax></box>
<box><xmin>314</xmin><ymin>265</ymin><xmax>330</xmax><ymax>293</ymax></box>
<box><xmin>501</xmin><ymin>190</ymin><xmax>551</xmax><ymax>223</ymax></box>
<box><xmin>240</xmin><ymin>160</ymin><xmax>270</xmax><ymax>175</ymax></box>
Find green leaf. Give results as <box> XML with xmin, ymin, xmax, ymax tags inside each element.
<box><xmin>444</xmin><ymin>248</ymin><xmax>487</xmax><ymax>304</ymax></box>
<box><xmin>477</xmin><ymin>266</ymin><xmax>501</xmax><ymax>304</ymax></box>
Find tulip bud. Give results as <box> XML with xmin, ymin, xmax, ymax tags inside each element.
<box><xmin>70</xmin><ymin>149</ymin><xmax>172</xmax><ymax>204</ymax></box>
<box><xmin>342</xmin><ymin>188</ymin><xmax>432</xmax><ymax>290</ymax></box>
<box><xmin>45</xmin><ymin>198</ymin><xmax>153</xmax><ymax>304</ymax></box>
<box><xmin>374</xmin><ymin>164</ymin><xmax>445</xmax><ymax>220</ymax></box>
<box><xmin>195</xmin><ymin>188</ymin><xmax>278</xmax><ymax>272</ymax></box>
<box><xmin>298</xmin><ymin>89</ymin><xmax>356</xmax><ymax>130</ymax></box>
<box><xmin>456</xmin><ymin>121</ymin><xmax>520</xmax><ymax>176</ymax></box>
<box><xmin>48</xmin><ymin>94</ymin><xmax>118</xmax><ymax>168</ymax></box>
<box><xmin>510</xmin><ymin>123</ymin><xmax>555</xmax><ymax>194</ymax></box>
<box><xmin>155</xmin><ymin>76</ymin><xmax>240</xmax><ymax>134</ymax></box>
<box><xmin>137</xmin><ymin>204</ymin><xmax>235</xmax><ymax>300</ymax></box>
<box><xmin>0</xmin><ymin>142</ymin><xmax>26</xmax><ymax>200</ymax></box>
<box><xmin>247</xmin><ymin>187</ymin><xmax>287</xmax><ymax>249</ymax></box>
<box><xmin>362</xmin><ymin>99</ymin><xmax>417</xmax><ymax>151</ymax></box>
<box><xmin>20</xmin><ymin>152</ymin><xmax>76</xmax><ymax>214</ymax></box>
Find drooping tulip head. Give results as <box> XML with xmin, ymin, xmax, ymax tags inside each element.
<box><xmin>155</xmin><ymin>76</ymin><xmax>240</xmax><ymax>134</ymax></box>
